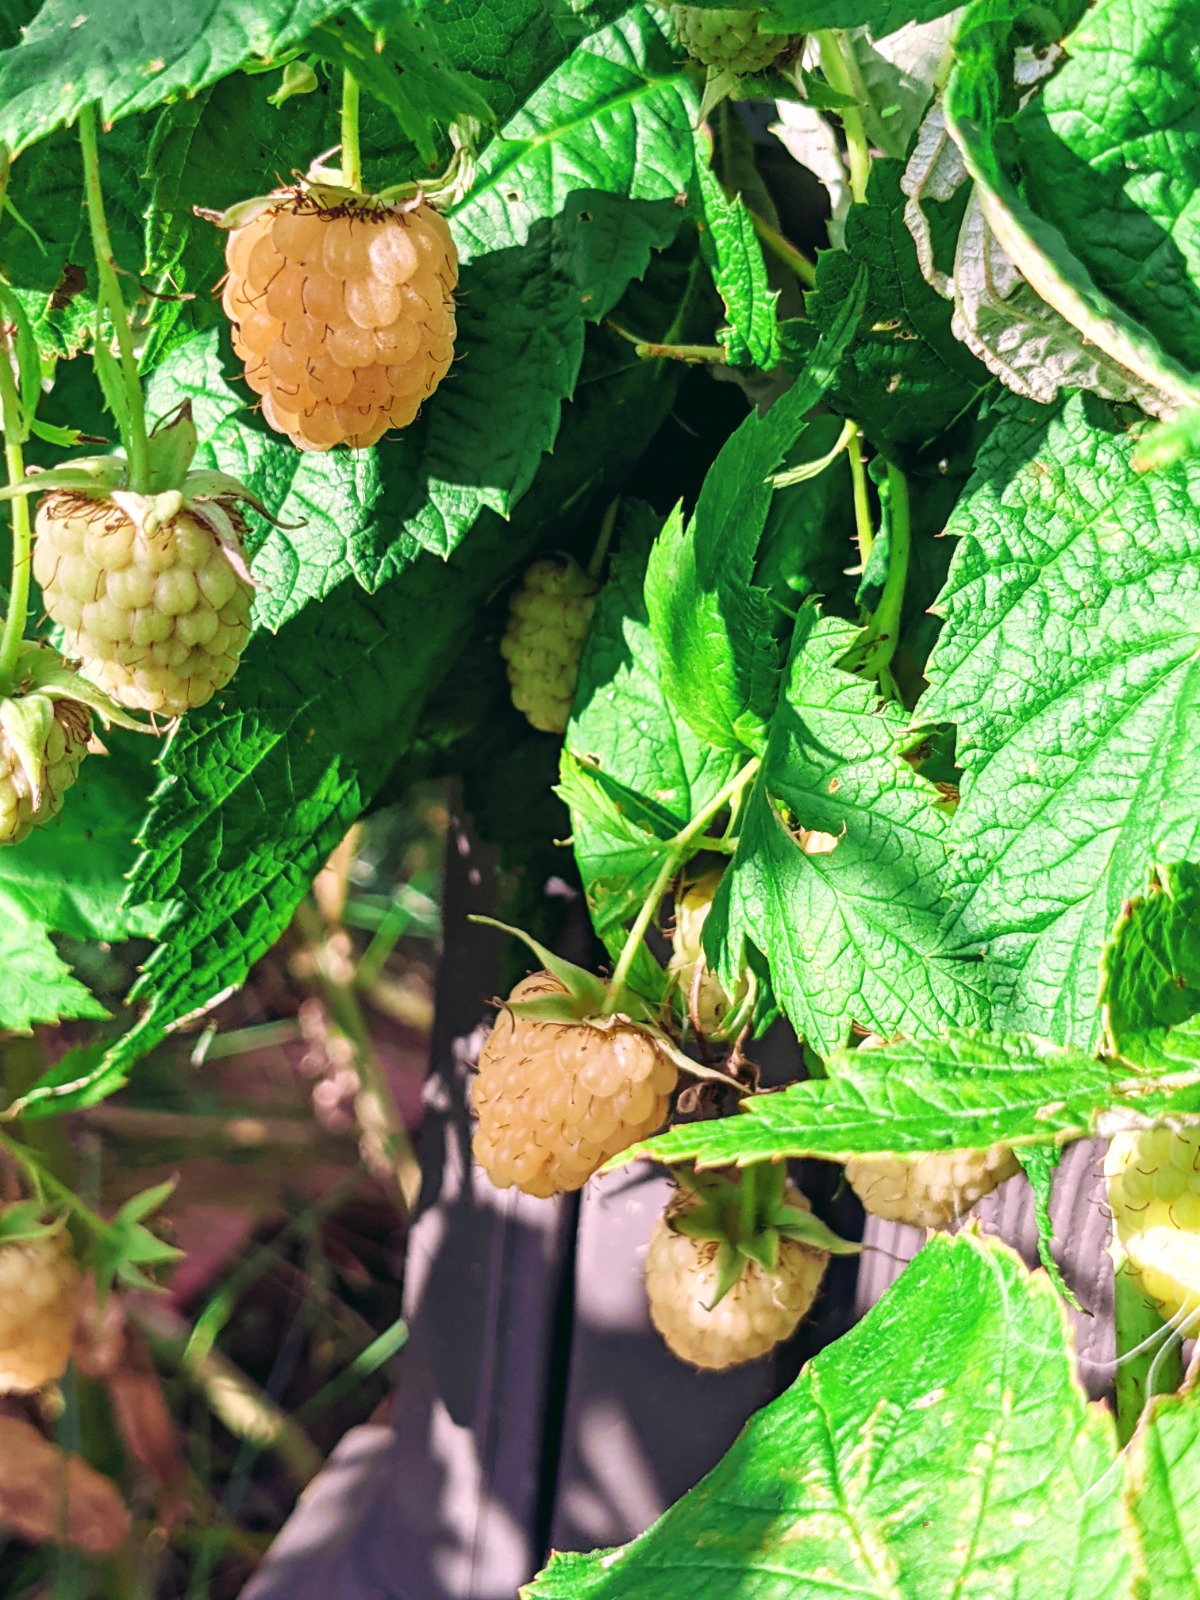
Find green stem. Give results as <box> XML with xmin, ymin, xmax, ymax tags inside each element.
<box><xmin>78</xmin><ymin>104</ymin><xmax>149</xmax><ymax>491</ymax></box>
<box><xmin>817</xmin><ymin>31</ymin><xmax>871</xmax><ymax>205</ymax></box>
<box><xmin>0</xmin><ymin>330</ymin><xmax>30</xmax><ymax>693</ymax></box>
<box><xmin>586</xmin><ymin>497</ymin><xmax>620</xmax><ymax>581</ymax></box>
<box><xmin>605</xmin><ymin>758</ymin><xmax>761</xmax><ymax>1011</ymax></box>
<box><xmin>750</xmin><ymin>210</ymin><xmax>817</xmax><ymax>290</ymax></box>
<box><xmin>859</xmin><ymin>460</ymin><xmax>910</xmax><ymax>681</ymax></box>
<box><xmin>846</xmin><ymin>423</ymin><xmax>873</xmax><ymax>569</ymax></box>
<box><xmin>340</xmin><ymin>70</ymin><xmax>363</xmax><ymax>193</ymax></box>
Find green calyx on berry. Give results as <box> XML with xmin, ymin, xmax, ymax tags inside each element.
<box><xmin>0</xmin><ymin>643</ymin><xmax>150</xmax><ymax>845</ymax></box>
<box><xmin>0</xmin><ymin>405</ymin><xmax>271</xmax><ymax>517</ymax></box>
<box><xmin>672</xmin><ymin>1163</ymin><xmax>858</xmax><ymax>1308</ymax></box>
<box><xmin>467</xmin><ymin>914</ymin><xmax>743</xmax><ymax>1090</ymax></box>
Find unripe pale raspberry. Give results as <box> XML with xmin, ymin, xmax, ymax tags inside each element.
<box><xmin>668</xmin><ymin>869</ymin><xmax>746</xmax><ymax>1035</ymax></box>
<box><xmin>0</xmin><ymin>698</ymin><xmax>89</xmax><ymax>845</ymax></box>
<box><xmin>668</xmin><ymin>5</ymin><xmax>797</xmax><ymax>75</ymax></box>
<box><xmin>500</xmin><ymin>558</ymin><xmax>599</xmax><ymax>734</ymax></box>
<box><xmin>645</xmin><ymin>1183</ymin><xmax>827</xmax><ymax>1369</ymax></box>
<box><xmin>1106</xmin><ymin>1124</ymin><xmax>1200</xmax><ymax>1322</ymax></box>
<box><xmin>34</xmin><ymin>491</ymin><xmax>254</xmax><ymax>716</ymax></box>
<box><xmin>472</xmin><ymin>971</ymin><xmax>677</xmax><ymax>1197</ymax></box>
<box><xmin>0</xmin><ymin>1226</ymin><xmax>81</xmax><ymax>1392</ymax></box>
<box><xmin>222</xmin><ymin>193</ymin><xmax>458</xmax><ymax>451</ymax></box>
<box><xmin>845</xmin><ymin>1144</ymin><xmax>1019</xmax><ymax>1228</ymax></box>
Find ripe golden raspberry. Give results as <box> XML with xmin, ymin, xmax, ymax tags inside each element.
<box><xmin>0</xmin><ymin>696</ymin><xmax>89</xmax><ymax>845</ymax></box>
<box><xmin>645</xmin><ymin>1182</ymin><xmax>827</xmax><ymax>1369</ymax></box>
<box><xmin>500</xmin><ymin>557</ymin><xmax>599</xmax><ymax>734</ymax></box>
<box><xmin>1106</xmin><ymin>1124</ymin><xmax>1200</xmax><ymax>1323</ymax></box>
<box><xmin>0</xmin><ymin>1225</ymin><xmax>81</xmax><ymax>1393</ymax></box>
<box><xmin>471</xmin><ymin>971</ymin><xmax>678</xmax><ymax>1197</ymax></box>
<box><xmin>845</xmin><ymin>1144</ymin><xmax>1019</xmax><ymax>1228</ymax></box>
<box><xmin>668</xmin><ymin>869</ymin><xmax>746</xmax><ymax>1036</ymax></box>
<box><xmin>34</xmin><ymin>489</ymin><xmax>254</xmax><ymax>716</ymax></box>
<box><xmin>222</xmin><ymin>193</ymin><xmax>458</xmax><ymax>451</ymax></box>
<box><xmin>668</xmin><ymin>5</ymin><xmax>796</xmax><ymax>75</ymax></box>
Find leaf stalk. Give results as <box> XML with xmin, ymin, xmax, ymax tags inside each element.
<box><xmin>604</xmin><ymin>758</ymin><xmax>761</xmax><ymax>1012</ymax></box>
<box><xmin>816</xmin><ymin>32</ymin><xmax>871</xmax><ymax>206</ymax></box>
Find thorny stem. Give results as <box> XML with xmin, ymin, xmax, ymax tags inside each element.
<box><xmin>0</xmin><ymin>329</ymin><xmax>31</xmax><ymax>694</ymax></box>
<box><xmin>79</xmin><ymin>103</ymin><xmax>150</xmax><ymax>491</ymax></box>
<box><xmin>604</xmin><ymin>758</ymin><xmax>761</xmax><ymax>1012</ymax></box>
<box><xmin>340</xmin><ymin>69</ymin><xmax>363</xmax><ymax>193</ymax></box>
<box><xmin>749</xmin><ymin>209</ymin><xmax>817</xmax><ymax>290</ymax></box>
<box><xmin>816</xmin><ymin>32</ymin><xmax>871</xmax><ymax>206</ymax></box>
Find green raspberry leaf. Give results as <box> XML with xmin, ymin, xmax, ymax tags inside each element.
<box><xmin>1100</xmin><ymin>862</ymin><xmax>1200</xmax><ymax>1072</ymax></box>
<box><xmin>1127</xmin><ymin>1385</ymin><xmax>1200</xmax><ymax>1600</ymax></box>
<box><xmin>0</xmin><ymin>0</ymin><xmax>348</xmax><ymax>152</ymax></box>
<box><xmin>643</xmin><ymin>268</ymin><xmax>865</xmax><ymax>758</ymax></box>
<box><xmin>621</xmin><ymin>1020</ymin><xmax>1200</xmax><ymax>1172</ymax></box>
<box><xmin>105</xmin><ymin>316</ymin><xmax>686</xmax><ymax>1076</ymax></box>
<box><xmin>0</xmin><ymin>0</ymin><xmax>520</xmax><ymax>156</ymax></box>
<box><xmin>803</xmin><ymin>161</ymin><xmax>991</xmax><ymax>457</ymax></box>
<box><xmin>526</xmin><ymin>1234</ymin><xmax>1129</xmax><ymax>1600</ymax></box>
<box><xmin>564</xmin><ymin>505</ymin><xmax>739</xmax><ymax>947</ymax></box>
<box><xmin>1014</xmin><ymin>0</ymin><xmax>1200</xmax><ymax>375</ymax></box>
<box><xmin>709</xmin><ymin>608</ymin><xmax>988</xmax><ymax>1054</ymax></box>
<box><xmin>0</xmin><ymin>904</ymin><xmax>108</xmax><ymax>1031</ymax></box>
<box><xmin>692</xmin><ymin>156</ymin><xmax>779</xmax><ymax>370</ymax></box>
<box><xmin>0</xmin><ymin>736</ymin><xmax>161</xmax><ymax>1034</ymax></box>
<box><xmin>940</xmin><ymin>0</ymin><xmax>1200</xmax><ymax>417</ymax></box>
<box><xmin>922</xmin><ymin>393</ymin><xmax>1200</xmax><ymax>1049</ymax></box>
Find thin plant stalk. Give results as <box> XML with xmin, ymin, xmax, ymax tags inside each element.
<box><xmin>78</xmin><ymin>103</ymin><xmax>150</xmax><ymax>490</ymax></box>
<box><xmin>605</xmin><ymin>758</ymin><xmax>761</xmax><ymax>1009</ymax></box>
<box><xmin>750</xmin><ymin>209</ymin><xmax>817</xmax><ymax>289</ymax></box>
<box><xmin>0</xmin><ymin>328</ymin><xmax>31</xmax><ymax>691</ymax></box>
<box><xmin>340</xmin><ymin>69</ymin><xmax>363</xmax><ymax>193</ymax></box>
<box><xmin>816</xmin><ymin>32</ymin><xmax>871</xmax><ymax>205</ymax></box>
